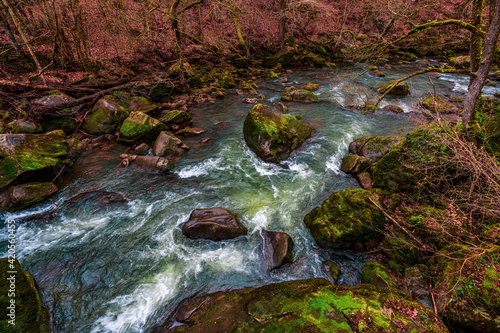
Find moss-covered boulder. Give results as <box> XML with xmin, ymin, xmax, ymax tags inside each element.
<box><xmin>449</xmin><ymin>55</ymin><xmax>470</xmax><ymax>69</ymax></box>
<box><xmin>156</xmin><ymin>279</ymin><xmax>447</xmax><ymax>332</ymax></box>
<box><xmin>382</xmin><ymin>105</ymin><xmax>403</xmax><ymax>113</ymax></box>
<box><xmin>0</xmin><ymin>258</ymin><xmax>51</xmax><ymax>333</ymax></box>
<box><xmin>262</xmin><ymin>230</ymin><xmax>294</xmax><ymax>271</ymax></box>
<box><xmin>402</xmin><ymin>52</ymin><xmax>418</xmax><ymax>61</ymax></box>
<box><xmin>0</xmin><ymin>130</ymin><xmax>69</xmax><ymax>189</ymax></box>
<box><xmin>243</xmin><ymin>104</ymin><xmax>313</xmax><ymax>163</ymax></box>
<box><xmin>356</xmin><ymin>171</ymin><xmax>373</xmax><ymax>190</ymax></box>
<box><xmin>303</xmin><ymin>188</ymin><xmax>385</xmax><ymax>251</ymax></box>
<box><xmin>281</xmin><ymin>86</ymin><xmax>318</xmax><ymax>103</ymax></box>
<box><xmin>83</xmin><ymin>96</ymin><xmax>130</xmax><ymax>134</ymax></box>
<box><xmin>349</xmin><ymin>135</ymin><xmax>403</xmax><ymax>163</ymax></box>
<box><xmin>322</xmin><ymin>260</ymin><xmax>341</xmax><ymax>284</ymax></box>
<box><xmin>236</xmin><ymin>81</ymin><xmax>258</xmax><ymax>96</ymax></box>
<box><xmin>302</xmin><ymin>82</ymin><xmax>319</xmax><ymax>91</ymax></box>
<box><xmin>217</xmin><ymin>74</ymin><xmax>237</xmax><ymax>89</ymax></box>
<box><xmin>377</xmin><ymin>81</ymin><xmax>411</xmax><ymax>96</ymax></box>
<box><xmin>182</xmin><ymin>207</ymin><xmax>248</xmax><ymax>241</ymax></box>
<box><xmin>159</xmin><ymin>110</ymin><xmax>192</xmax><ymax>131</ymax></box>
<box><xmin>8</xmin><ymin>120</ymin><xmax>43</xmax><ymax>134</ymax></box>
<box><xmin>152</xmin><ymin>131</ymin><xmax>189</xmax><ymax>157</ymax></box>
<box><xmin>429</xmin><ymin>245</ymin><xmax>500</xmax><ymax>332</ymax></box>
<box><xmin>0</xmin><ymin>182</ymin><xmax>57</xmax><ymax>212</ymax></box>
<box><xmin>418</xmin><ymin>96</ymin><xmax>459</xmax><ymax>114</ymax></box>
<box><xmin>111</xmin><ymin>93</ymin><xmax>158</xmax><ymax>114</ymax></box>
<box><xmin>175</xmin><ymin>127</ymin><xmax>205</xmax><ymax>137</ymax></box>
<box><xmin>340</xmin><ymin>154</ymin><xmax>372</xmax><ymax>175</ymax></box>
<box><xmin>118</xmin><ymin>111</ymin><xmax>167</xmax><ymax>144</ymax></box>
<box><xmin>362</xmin><ymin>261</ymin><xmax>398</xmax><ymax>289</ymax></box>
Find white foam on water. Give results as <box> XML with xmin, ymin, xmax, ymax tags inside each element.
<box><xmin>91</xmin><ymin>265</ymin><xmax>181</xmax><ymax>333</ymax></box>
<box><xmin>176</xmin><ymin>157</ymin><xmax>222</xmax><ymax>178</ymax></box>
<box><xmin>245</xmin><ymin>207</ymin><xmax>271</xmax><ymax>231</ymax></box>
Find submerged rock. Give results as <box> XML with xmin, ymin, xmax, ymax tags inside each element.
<box><xmin>261</xmin><ymin>230</ymin><xmax>294</xmax><ymax>271</ymax></box>
<box><xmin>118</xmin><ymin>111</ymin><xmax>167</xmax><ymax>143</ymax></box>
<box><xmin>243</xmin><ymin>104</ymin><xmax>313</xmax><ymax>163</ymax></box>
<box><xmin>156</xmin><ymin>278</ymin><xmax>448</xmax><ymax>332</ymax></box>
<box><xmin>382</xmin><ymin>104</ymin><xmax>404</xmax><ymax>113</ymax></box>
<box><xmin>153</xmin><ymin>131</ymin><xmax>189</xmax><ymax>157</ymax></box>
<box><xmin>182</xmin><ymin>207</ymin><xmax>247</xmax><ymax>241</ymax></box>
<box><xmin>84</xmin><ymin>96</ymin><xmax>130</xmax><ymax>134</ymax></box>
<box><xmin>0</xmin><ymin>130</ymin><xmax>69</xmax><ymax>189</ymax></box>
<box><xmin>377</xmin><ymin>81</ymin><xmax>411</xmax><ymax>96</ymax></box>
<box><xmin>303</xmin><ymin>188</ymin><xmax>385</xmax><ymax>251</ymax></box>
<box><xmin>0</xmin><ymin>258</ymin><xmax>51</xmax><ymax>332</ymax></box>
<box><xmin>281</xmin><ymin>86</ymin><xmax>318</xmax><ymax>103</ymax></box>
<box><xmin>175</xmin><ymin>127</ymin><xmax>205</xmax><ymax>137</ymax></box>
<box><xmin>0</xmin><ymin>182</ymin><xmax>57</xmax><ymax>212</ymax></box>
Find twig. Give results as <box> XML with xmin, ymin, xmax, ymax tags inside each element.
<box><xmin>51</xmin><ymin>166</ymin><xmax>66</xmax><ymax>183</ymax></box>
<box><xmin>368</xmin><ymin>197</ymin><xmax>429</xmax><ymax>251</ymax></box>
<box><xmin>49</xmin><ymin>198</ymin><xmax>60</xmax><ymax>209</ymax></box>
<box><xmin>429</xmin><ymin>283</ymin><xmax>438</xmax><ymax>316</ymax></box>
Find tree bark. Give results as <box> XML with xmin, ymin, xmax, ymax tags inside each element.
<box><xmin>470</xmin><ymin>0</ymin><xmax>485</xmax><ymax>74</ymax></box>
<box><xmin>278</xmin><ymin>0</ymin><xmax>288</xmax><ymax>48</ymax></box>
<box><xmin>462</xmin><ymin>0</ymin><xmax>500</xmax><ymax>130</ymax></box>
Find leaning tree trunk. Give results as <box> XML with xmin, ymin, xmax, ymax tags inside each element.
<box><xmin>462</xmin><ymin>0</ymin><xmax>500</xmax><ymax>130</ymax></box>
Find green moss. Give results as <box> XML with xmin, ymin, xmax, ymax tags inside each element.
<box><xmin>149</xmin><ymin>83</ymin><xmax>174</xmax><ymax>102</ymax></box>
<box><xmin>302</xmin><ymin>83</ymin><xmax>319</xmax><ymax>91</ymax></box>
<box><xmin>362</xmin><ymin>262</ymin><xmax>398</xmax><ymax>289</ymax></box>
<box><xmin>377</xmin><ymin>81</ymin><xmax>411</xmax><ymax>96</ymax></box>
<box><xmin>281</xmin><ymin>86</ymin><xmax>318</xmax><ymax>103</ymax></box>
<box><xmin>243</xmin><ymin>104</ymin><xmax>313</xmax><ymax>163</ymax></box>
<box><xmin>160</xmin><ymin>110</ymin><xmax>191</xmax><ymax>124</ymax></box>
<box><xmin>0</xmin><ymin>131</ymin><xmax>69</xmax><ymax>189</ymax></box>
<box><xmin>118</xmin><ymin>111</ymin><xmax>167</xmax><ymax>143</ymax></box>
<box><xmin>303</xmin><ymin>188</ymin><xmax>385</xmax><ymax>250</ymax></box>
<box><xmin>0</xmin><ymin>259</ymin><xmax>50</xmax><ymax>333</ymax></box>
<box><xmin>167</xmin><ymin>279</ymin><xmax>446</xmax><ymax>332</ymax></box>
<box><xmin>418</xmin><ymin>96</ymin><xmax>457</xmax><ymax>113</ymax></box>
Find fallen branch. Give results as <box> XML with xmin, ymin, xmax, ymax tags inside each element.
<box><xmin>368</xmin><ymin>68</ymin><xmax>474</xmax><ymax>113</ymax></box>
<box><xmin>22</xmin><ymin>81</ymin><xmax>152</xmax><ymax>120</ymax></box>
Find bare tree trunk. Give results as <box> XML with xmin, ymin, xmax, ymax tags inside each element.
<box><xmin>462</xmin><ymin>0</ymin><xmax>500</xmax><ymax>130</ymax></box>
<box><xmin>0</xmin><ymin>6</ymin><xmax>18</xmax><ymax>51</ymax></box>
<box><xmin>1</xmin><ymin>0</ymin><xmax>46</xmax><ymax>85</ymax></box>
<box><xmin>278</xmin><ymin>0</ymin><xmax>288</xmax><ymax>48</ymax></box>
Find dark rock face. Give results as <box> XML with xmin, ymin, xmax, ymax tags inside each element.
<box><xmin>152</xmin><ymin>278</ymin><xmax>447</xmax><ymax>332</ymax></box>
<box><xmin>243</xmin><ymin>104</ymin><xmax>313</xmax><ymax>163</ymax></box>
<box><xmin>348</xmin><ymin>135</ymin><xmax>403</xmax><ymax>163</ymax></box>
<box><xmin>261</xmin><ymin>230</ymin><xmax>294</xmax><ymax>271</ymax></box>
<box><xmin>0</xmin><ymin>258</ymin><xmax>51</xmax><ymax>332</ymax></box>
<box><xmin>182</xmin><ymin>208</ymin><xmax>248</xmax><ymax>241</ymax></box>
<box><xmin>0</xmin><ymin>182</ymin><xmax>58</xmax><ymax>212</ymax></box>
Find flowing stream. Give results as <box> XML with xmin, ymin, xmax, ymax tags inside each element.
<box><xmin>2</xmin><ymin>62</ymin><xmax>499</xmax><ymax>332</ymax></box>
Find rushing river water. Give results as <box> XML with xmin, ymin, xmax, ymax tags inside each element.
<box><xmin>2</xmin><ymin>62</ymin><xmax>498</xmax><ymax>332</ymax></box>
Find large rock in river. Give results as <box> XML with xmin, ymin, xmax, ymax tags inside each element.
<box><xmin>118</xmin><ymin>111</ymin><xmax>167</xmax><ymax>144</ymax></box>
<box><xmin>377</xmin><ymin>81</ymin><xmax>411</xmax><ymax>96</ymax></box>
<box><xmin>281</xmin><ymin>86</ymin><xmax>318</xmax><ymax>103</ymax></box>
<box><xmin>153</xmin><ymin>131</ymin><xmax>189</xmax><ymax>157</ymax></box>
<box><xmin>261</xmin><ymin>230</ymin><xmax>294</xmax><ymax>271</ymax></box>
<box><xmin>0</xmin><ymin>182</ymin><xmax>58</xmax><ymax>212</ymax></box>
<box><xmin>182</xmin><ymin>208</ymin><xmax>247</xmax><ymax>241</ymax></box>
<box><xmin>84</xmin><ymin>96</ymin><xmax>130</xmax><ymax>134</ymax></box>
<box><xmin>0</xmin><ymin>258</ymin><xmax>51</xmax><ymax>332</ymax></box>
<box><xmin>243</xmin><ymin>104</ymin><xmax>313</xmax><ymax>163</ymax></box>
<box><xmin>0</xmin><ymin>130</ymin><xmax>69</xmax><ymax>189</ymax></box>
<box><xmin>303</xmin><ymin>188</ymin><xmax>385</xmax><ymax>251</ymax></box>
<box><xmin>154</xmin><ymin>278</ymin><xmax>448</xmax><ymax>332</ymax></box>
<box><xmin>348</xmin><ymin>135</ymin><xmax>403</xmax><ymax>162</ymax></box>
